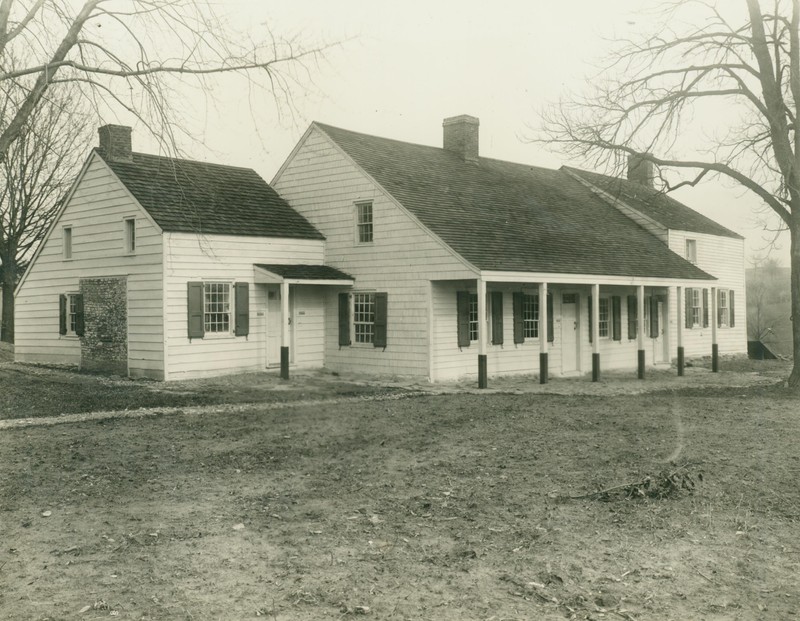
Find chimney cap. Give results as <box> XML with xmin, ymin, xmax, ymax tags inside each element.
<box><xmin>443</xmin><ymin>114</ymin><xmax>479</xmax><ymax>127</ymax></box>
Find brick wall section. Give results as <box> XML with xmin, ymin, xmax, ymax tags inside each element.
<box><xmin>79</xmin><ymin>277</ymin><xmax>128</xmax><ymax>375</ymax></box>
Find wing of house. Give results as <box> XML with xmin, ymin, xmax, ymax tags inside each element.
<box><xmin>272</xmin><ymin>115</ymin><xmax>746</xmax><ymax>384</ymax></box>
<box><xmin>15</xmin><ymin>118</ymin><xmax>746</xmax><ymax>384</ymax></box>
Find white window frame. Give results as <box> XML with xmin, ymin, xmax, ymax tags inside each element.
<box><xmin>468</xmin><ymin>293</ymin><xmax>478</xmax><ymax>342</ymax></box>
<box><xmin>352</xmin><ymin>291</ymin><xmax>376</xmax><ymax>344</ymax></box>
<box><xmin>63</xmin><ymin>226</ymin><xmax>73</xmax><ymax>260</ymax></box>
<box><xmin>690</xmin><ymin>288</ymin><xmax>702</xmax><ymax>327</ymax></box>
<box><xmin>718</xmin><ymin>288</ymin><xmax>730</xmax><ymax>327</ymax></box>
<box><xmin>65</xmin><ymin>292</ymin><xmax>80</xmax><ymax>337</ymax></box>
<box><xmin>522</xmin><ymin>293</ymin><xmax>539</xmax><ymax>338</ymax></box>
<box><xmin>685</xmin><ymin>239</ymin><xmax>697</xmax><ymax>264</ymax></box>
<box><xmin>598</xmin><ymin>297</ymin><xmax>610</xmax><ymax>339</ymax></box>
<box><xmin>355</xmin><ymin>201</ymin><xmax>374</xmax><ymax>244</ymax></box>
<box><xmin>124</xmin><ymin>217</ymin><xmax>136</xmax><ymax>254</ymax></box>
<box><xmin>203</xmin><ymin>281</ymin><xmax>233</xmax><ymax>336</ymax></box>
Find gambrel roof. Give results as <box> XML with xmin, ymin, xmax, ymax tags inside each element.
<box><xmin>315</xmin><ymin>123</ymin><xmax>718</xmax><ymax>280</ymax></box>
<box><xmin>96</xmin><ymin>148</ymin><xmax>324</xmax><ymax>240</ymax></box>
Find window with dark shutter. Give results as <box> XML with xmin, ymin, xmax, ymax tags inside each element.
<box><xmin>491</xmin><ymin>291</ymin><xmax>503</xmax><ymax>345</ymax></box>
<box><xmin>730</xmin><ymin>290</ymin><xmax>735</xmax><ymax>327</ymax></box>
<box><xmin>234</xmin><ymin>282</ymin><xmax>249</xmax><ymax>337</ymax></box>
<box><xmin>373</xmin><ymin>292</ymin><xmax>388</xmax><ymax>348</ymax></box>
<box><xmin>612</xmin><ymin>296</ymin><xmax>622</xmax><ymax>341</ymax></box>
<box><xmin>338</xmin><ymin>292</ymin><xmax>351</xmax><ymax>346</ymax></box>
<box><xmin>512</xmin><ymin>292</ymin><xmax>524</xmax><ymax>344</ymax></box>
<box><xmin>685</xmin><ymin>288</ymin><xmax>693</xmax><ymax>329</ymax></box>
<box><xmin>627</xmin><ymin>295</ymin><xmax>637</xmax><ymax>339</ymax></box>
<box><xmin>456</xmin><ymin>291</ymin><xmax>471</xmax><ymax>348</ymax></box>
<box><xmin>702</xmin><ymin>288</ymin><xmax>709</xmax><ymax>327</ymax></box>
<box><xmin>187</xmin><ymin>282</ymin><xmax>205</xmax><ymax>339</ymax></box>
<box><xmin>547</xmin><ymin>291</ymin><xmax>554</xmax><ymax>343</ymax></box>
<box><xmin>59</xmin><ymin>294</ymin><xmax>67</xmax><ymax>335</ymax></box>
<box><xmin>649</xmin><ymin>296</ymin><xmax>659</xmax><ymax>338</ymax></box>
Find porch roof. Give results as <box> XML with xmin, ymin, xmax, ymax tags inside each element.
<box><xmin>254</xmin><ymin>264</ymin><xmax>354</xmax><ymax>285</ymax></box>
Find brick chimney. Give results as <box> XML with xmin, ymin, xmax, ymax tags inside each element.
<box><xmin>98</xmin><ymin>125</ymin><xmax>132</xmax><ymax>162</ymax></box>
<box><xmin>443</xmin><ymin>115</ymin><xmax>479</xmax><ymax>162</ymax></box>
<box><xmin>627</xmin><ymin>153</ymin><xmax>655</xmax><ymax>187</ymax></box>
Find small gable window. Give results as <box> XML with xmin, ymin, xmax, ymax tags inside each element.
<box><xmin>685</xmin><ymin>239</ymin><xmax>697</xmax><ymax>264</ymax></box>
<box><xmin>124</xmin><ymin>218</ymin><xmax>136</xmax><ymax>254</ymax></box>
<box><xmin>63</xmin><ymin>226</ymin><xmax>72</xmax><ymax>259</ymax></box>
<box><xmin>356</xmin><ymin>201</ymin><xmax>373</xmax><ymax>243</ymax></box>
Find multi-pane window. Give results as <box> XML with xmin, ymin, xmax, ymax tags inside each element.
<box><xmin>718</xmin><ymin>289</ymin><xmax>729</xmax><ymax>327</ymax></box>
<box><xmin>523</xmin><ymin>293</ymin><xmax>539</xmax><ymax>338</ymax></box>
<box><xmin>63</xmin><ymin>226</ymin><xmax>72</xmax><ymax>259</ymax></box>
<box><xmin>686</xmin><ymin>239</ymin><xmax>697</xmax><ymax>264</ymax></box>
<box><xmin>690</xmin><ymin>288</ymin><xmax>702</xmax><ymax>326</ymax></box>
<box><xmin>356</xmin><ymin>201</ymin><xmax>373</xmax><ymax>243</ymax></box>
<box><xmin>353</xmin><ymin>292</ymin><xmax>376</xmax><ymax>343</ymax></box>
<box><xmin>204</xmin><ymin>282</ymin><xmax>231</xmax><ymax>333</ymax></box>
<box><xmin>468</xmin><ymin>293</ymin><xmax>478</xmax><ymax>341</ymax></box>
<box><xmin>125</xmin><ymin>218</ymin><xmax>136</xmax><ymax>253</ymax></box>
<box><xmin>598</xmin><ymin>298</ymin><xmax>610</xmax><ymax>338</ymax></box>
<box><xmin>67</xmin><ymin>294</ymin><xmax>79</xmax><ymax>335</ymax></box>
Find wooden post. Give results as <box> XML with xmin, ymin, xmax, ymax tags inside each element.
<box><xmin>711</xmin><ymin>286</ymin><xmax>718</xmax><ymax>372</ymax></box>
<box><xmin>280</xmin><ymin>281</ymin><xmax>290</xmax><ymax>380</ymax></box>
<box><xmin>676</xmin><ymin>286</ymin><xmax>685</xmax><ymax>376</ymax></box>
<box><xmin>478</xmin><ymin>278</ymin><xmax>488</xmax><ymax>388</ymax></box>
<box><xmin>592</xmin><ymin>284</ymin><xmax>600</xmax><ymax>382</ymax></box>
<box><xmin>539</xmin><ymin>282</ymin><xmax>548</xmax><ymax>384</ymax></box>
<box><xmin>637</xmin><ymin>284</ymin><xmax>645</xmax><ymax>379</ymax></box>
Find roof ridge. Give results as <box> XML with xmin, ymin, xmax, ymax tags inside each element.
<box><xmin>94</xmin><ymin>147</ymin><xmax>258</xmax><ymax>174</ymax></box>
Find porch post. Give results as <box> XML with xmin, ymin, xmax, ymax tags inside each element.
<box><xmin>539</xmin><ymin>282</ymin><xmax>548</xmax><ymax>384</ymax></box>
<box><xmin>592</xmin><ymin>284</ymin><xmax>600</xmax><ymax>381</ymax></box>
<box><xmin>637</xmin><ymin>284</ymin><xmax>646</xmax><ymax>379</ymax></box>
<box><xmin>477</xmin><ymin>278</ymin><xmax>488</xmax><ymax>388</ymax></box>
<box><xmin>280</xmin><ymin>281</ymin><xmax>290</xmax><ymax>380</ymax></box>
<box><xmin>711</xmin><ymin>286</ymin><xmax>719</xmax><ymax>372</ymax></box>
<box><xmin>676</xmin><ymin>286</ymin><xmax>685</xmax><ymax>376</ymax></box>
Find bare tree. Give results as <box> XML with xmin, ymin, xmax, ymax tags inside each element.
<box><xmin>0</xmin><ymin>84</ymin><xmax>89</xmax><ymax>342</ymax></box>
<box><xmin>540</xmin><ymin>0</ymin><xmax>800</xmax><ymax>387</ymax></box>
<box><xmin>748</xmin><ymin>256</ymin><xmax>789</xmax><ymax>344</ymax></box>
<box><xmin>0</xmin><ymin>1</ymin><xmax>332</xmax><ymax>160</ymax></box>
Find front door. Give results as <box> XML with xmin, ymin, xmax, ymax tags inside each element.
<box><xmin>560</xmin><ymin>293</ymin><xmax>580</xmax><ymax>373</ymax></box>
<box><xmin>266</xmin><ymin>286</ymin><xmax>281</xmax><ymax>367</ymax></box>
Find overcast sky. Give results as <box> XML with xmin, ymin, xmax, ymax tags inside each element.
<box><xmin>131</xmin><ymin>0</ymin><xmax>790</xmax><ymax>266</ymax></box>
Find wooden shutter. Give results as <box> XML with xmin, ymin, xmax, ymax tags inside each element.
<box><xmin>373</xmin><ymin>292</ymin><xmax>388</xmax><ymax>348</ymax></box>
<box><xmin>702</xmin><ymin>288</ymin><xmax>709</xmax><ymax>327</ymax></box>
<box><xmin>547</xmin><ymin>291</ymin><xmax>554</xmax><ymax>343</ymax></box>
<box><xmin>729</xmin><ymin>290</ymin><xmax>735</xmax><ymax>327</ymax></box>
<box><xmin>59</xmin><ymin>294</ymin><xmax>67</xmax><ymax>335</ymax></box>
<box><xmin>512</xmin><ymin>292</ymin><xmax>524</xmax><ymax>344</ymax></box>
<box><xmin>588</xmin><ymin>295</ymin><xmax>592</xmax><ymax>343</ymax></box>
<box><xmin>187</xmin><ymin>282</ymin><xmax>205</xmax><ymax>339</ymax></box>
<box><xmin>74</xmin><ymin>294</ymin><xmax>85</xmax><ymax>337</ymax></box>
<box><xmin>627</xmin><ymin>295</ymin><xmax>637</xmax><ymax>340</ymax></box>
<box><xmin>649</xmin><ymin>296</ymin><xmax>659</xmax><ymax>338</ymax></box>
<box><xmin>612</xmin><ymin>296</ymin><xmax>622</xmax><ymax>341</ymax></box>
<box><xmin>457</xmin><ymin>291</ymin><xmax>471</xmax><ymax>348</ymax></box>
<box><xmin>338</xmin><ymin>292</ymin><xmax>351</xmax><ymax>346</ymax></box>
<box><xmin>685</xmin><ymin>288</ymin><xmax>693</xmax><ymax>329</ymax></box>
<box><xmin>234</xmin><ymin>282</ymin><xmax>249</xmax><ymax>337</ymax></box>
<box><xmin>491</xmin><ymin>291</ymin><xmax>503</xmax><ymax>345</ymax></box>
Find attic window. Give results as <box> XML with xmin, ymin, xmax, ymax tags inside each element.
<box><xmin>63</xmin><ymin>226</ymin><xmax>72</xmax><ymax>259</ymax></box>
<box><xmin>356</xmin><ymin>201</ymin><xmax>373</xmax><ymax>244</ymax></box>
<box><xmin>124</xmin><ymin>218</ymin><xmax>136</xmax><ymax>254</ymax></box>
<box><xmin>685</xmin><ymin>239</ymin><xmax>697</xmax><ymax>264</ymax></box>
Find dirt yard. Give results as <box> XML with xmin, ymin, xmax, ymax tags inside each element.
<box><xmin>1</xmin><ymin>360</ymin><xmax>799</xmax><ymax>620</ymax></box>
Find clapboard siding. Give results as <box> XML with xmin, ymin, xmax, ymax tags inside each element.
<box><xmin>15</xmin><ymin>154</ymin><xmax>165</xmax><ymax>378</ymax></box>
<box><xmin>667</xmin><ymin>231</ymin><xmax>747</xmax><ymax>356</ymax></box>
<box><xmin>273</xmin><ymin>127</ymin><xmax>476</xmax><ymax>378</ymax></box>
<box><xmin>162</xmin><ymin>232</ymin><xmax>325</xmax><ymax>380</ymax></box>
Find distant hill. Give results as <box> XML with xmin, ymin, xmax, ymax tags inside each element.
<box><xmin>745</xmin><ymin>266</ymin><xmax>792</xmax><ymax>359</ymax></box>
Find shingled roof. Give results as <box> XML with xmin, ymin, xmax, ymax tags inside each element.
<box><xmin>314</xmin><ymin>123</ymin><xmax>715</xmax><ymax>280</ymax></box>
<box><xmin>97</xmin><ymin>149</ymin><xmax>323</xmax><ymax>240</ymax></box>
<box><xmin>565</xmin><ymin>167</ymin><xmax>743</xmax><ymax>239</ymax></box>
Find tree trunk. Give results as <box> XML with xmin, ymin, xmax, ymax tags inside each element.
<box><xmin>1</xmin><ymin>258</ymin><xmax>15</xmax><ymax>343</ymax></box>
<box><xmin>788</xmin><ymin>220</ymin><xmax>800</xmax><ymax>388</ymax></box>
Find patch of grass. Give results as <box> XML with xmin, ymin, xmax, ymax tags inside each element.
<box><xmin>1</xmin><ymin>389</ymin><xmax>799</xmax><ymax>619</ymax></box>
